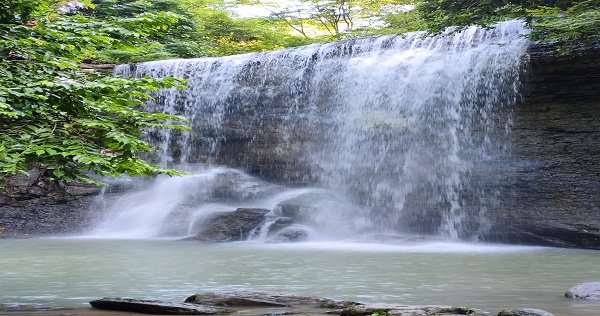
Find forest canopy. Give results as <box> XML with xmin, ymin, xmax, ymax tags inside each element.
<box><xmin>1</xmin><ymin>0</ymin><xmax>598</xmax><ymax>185</ymax></box>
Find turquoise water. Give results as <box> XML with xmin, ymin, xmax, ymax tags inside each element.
<box><xmin>1</xmin><ymin>239</ymin><xmax>599</xmax><ymax>315</ymax></box>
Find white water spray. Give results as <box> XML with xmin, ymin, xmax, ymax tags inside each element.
<box><xmin>103</xmin><ymin>21</ymin><xmax>530</xmax><ymax>240</ymax></box>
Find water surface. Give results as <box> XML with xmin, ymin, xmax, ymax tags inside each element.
<box><xmin>1</xmin><ymin>239</ymin><xmax>599</xmax><ymax>315</ymax></box>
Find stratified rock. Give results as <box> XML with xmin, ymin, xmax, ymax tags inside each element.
<box><xmin>565</xmin><ymin>282</ymin><xmax>600</xmax><ymax>300</ymax></box>
<box><xmin>497</xmin><ymin>308</ymin><xmax>553</xmax><ymax>316</ymax></box>
<box><xmin>481</xmin><ymin>45</ymin><xmax>600</xmax><ymax>249</ymax></box>
<box><xmin>0</xmin><ymin>166</ymin><xmax>106</xmax><ymax>238</ymax></box>
<box><xmin>184</xmin><ymin>291</ymin><xmax>356</xmax><ymax>309</ymax></box>
<box><xmin>339</xmin><ymin>303</ymin><xmax>475</xmax><ymax>316</ymax></box>
<box><xmin>183</xmin><ymin>208</ymin><xmax>270</xmax><ymax>242</ymax></box>
<box><xmin>89</xmin><ymin>298</ymin><xmax>231</xmax><ymax>315</ymax></box>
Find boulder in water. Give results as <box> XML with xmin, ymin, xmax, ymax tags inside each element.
<box><xmin>271</xmin><ymin>227</ymin><xmax>309</xmax><ymax>242</ymax></box>
<box><xmin>497</xmin><ymin>308</ymin><xmax>554</xmax><ymax>316</ymax></box>
<box><xmin>565</xmin><ymin>282</ymin><xmax>600</xmax><ymax>300</ymax></box>
<box><xmin>183</xmin><ymin>208</ymin><xmax>270</xmax><ymax>242</ymax></box>
<box><xmin>184</xmin><ymin>291</ymin><xmax>356</xmax><ymax>309</ymax></box>
<box><xmin>89</xmin><ymin>298</ymin><xmax>232</xmax><ymax>314</ymax></box>
<box><xmin>209</xmin><ymin>170</ymin><xmax>282</xmax><ymax>202</ymax></box>
<box><xmin>265</xmin><ymin>217</ymin><xmax>294</xmax><ymax>235</ymax></box>
<box><xmin>339</xmin><ymin>303</ymin><xmax>475</xmax><ymax>315</ymax></box>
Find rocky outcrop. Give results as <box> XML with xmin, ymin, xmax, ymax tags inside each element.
<box><xmin>2</xmin><ymin>40</ymin><xmax>599</xmax><ymax>250</ymax></box>
<box><xmin>339</xmin><ymin>303</ymin><xmax>475</xmax><ymax>316</ymax></box>
<box><xmin>565</xmin><ymin>282</ymin><xmax>600</xmax><ymax>300</ymax></box>
<box><xmin>497</xmin><ymin>308</ymin><xmax>553</xmax><ymax>316</ymax></box>
<box><xmin>480</xmin><ymin>45</ymin><xmax>600</xmax><ymax>249</ymax></box>
<box><xmin>0</xmin><ymin>167</ymin><xmax>103</xmax><ymax>238</ymax></box>
<box><xmin>184</xmin><ymin>291</ymin><xmax>356</xmax><ymax>308</ymax></box>
<box><xmin>182</xmin><ymin>208</ymin><xmax>270</xmax><ymax>242</ymax></box>
<box><xmin>92</xmin><ymin>293</ymin><xmax>476</xmax><ymax>316</ymax></box>
<box><xmin>90</xmin><ymin>298</ymin><xmax>231</xmax><ymax>314</ymax></box>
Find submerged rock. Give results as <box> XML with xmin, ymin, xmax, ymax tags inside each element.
<box><xmin>497</xmin><ymin>308</ymin><xmax>553</xmax><ymax>316</ymax></box>
<box><xmin>339</xmin><ymin>303</ymin><xmax>475</xmax><ymax>316</ymax></box>
<box><xmin>183</xmin><ymin>208</ymin><xmax>270</xmax><ymax>242</ymax></box>
<box><xmin>184</xmin><ymin>291</ymin><xmax>356</xmax><ymax>309</ymax></box>
<box><xmin>265</xmin><ymin>217</ymin><xmax>294</xmax><ymax>235</ymax></box>
<box><xmin>565</xmin><ymin>282</ymin><xmax>600</xmax><ymax>300</ymax></box>
<box><xmin>271</xmin><ymin>227</ymin><xmax>309</xmax><ymax>242</ymax></box>
<box><xmin>89</xmin><ymin>298</ymin><xmax>231</xmax><ymax>315</ymax></box>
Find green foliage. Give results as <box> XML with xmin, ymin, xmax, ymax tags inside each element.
<box><xmin>1</xmin><ymin>1</ymin><xmax>189</xmax><ymax>185</ymax></box>
<box><xmin>381</xmin><ymin>9</ymin><xmax>427</xmax><ymax>35</ymax></box>
<box><xmin>259</xmin><ymin>0</ymin><xmax>422</xmax><ymax>39</ymax></box>
<box><xmin>416</xmin><ymin>0</ymin><xmax>525</xmax><ymax>33</ymax></box>
<box><xmin>415</xmin><ymin>0</ymin><xmax>600</xmax><ymax>49</ymax></box>
<box><xmin>196</xmin><ymin>10</ymin><xmax>313</xmax><ymax>55</ymax></box>
<box><xmin>528</xmin><ymin>0</ymin><xmax>600</xmax><ymax>50</ymax></box>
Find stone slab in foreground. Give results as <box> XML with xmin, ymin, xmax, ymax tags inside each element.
<box><xmin>565</xmin><ymin>281</ymin><xmax>600</xmax><ymax>300</ymax></box>
<box><xmin>91</xmin><ymin>293</ymin><xmax>476</xmax><ymax>315</ymax></box>
<box><xmin>339</xmin><ymin>303</ymin><xmax>475</xmax><ymax>316</ymax></box>
<box><xmin>89</xmin><ymin>298</ymin><xmax>232</xmax><ymax>315</ymax></box>
<box><xmin>497</xmin><ymin>308</ymin><xmax>554</xmax><ymax>316</ymax></box>
<box><xmin>184</xmin><ymin>290</ymin><xmax>356</xmax><ymax>308</ymax></box>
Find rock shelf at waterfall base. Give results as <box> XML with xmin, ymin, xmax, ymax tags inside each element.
<box><xmin>88</xmin><ymin>292</ymin><xmax>476</xmax><ymax>315</ymax></box>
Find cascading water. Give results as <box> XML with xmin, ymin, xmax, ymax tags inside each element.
<box><xmin>101</xmin><ymin>20</ymin><xmax>530</xmax><ymax>241</ymax></box>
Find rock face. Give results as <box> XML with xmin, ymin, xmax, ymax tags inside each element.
<box><xmin>0</xmin><ymin>167</ymin><xmax>103</xmax><ymax>238</ymax></box>
<box><xmin>183</xmin><ymin>208</ymin><xmax>270</xmax><ymax>242</ymax></box>
<box><xmin>480</xmin><ymin>45</ymin><xmax>600</xmax><ymax>249</ymax></box>
<box><xmin>2</xmin><ymin>41</ymin><xmax>599</xmax><ymax>250</ymax></box>
<box><xmin>497</xmin><ymin>308</ymin><xmax>554</xmax><ymax>316</ymax></box>
<box><xmin>90</xmin><ymin>298</ymin><xmax>231</xmax><ymax>314</ymax></box>
<box><xmin>565</xmin><ymin>282</ymin><xmax>600</xmax><ymax>300</ymax></box>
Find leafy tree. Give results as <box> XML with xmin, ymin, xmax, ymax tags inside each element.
<box><xmin>528</xmin><ymin>0</ymin><xmax>600</xmax><ymax>49</ymax></box>
<box><xmin>416</xmin><ymin>0</ymin><xmax>600</xmax><ymax>49</ymax></box>
<box><xmin>241</xmin><ymin>0</ymin><xmax>425</xmax><ymax>39</ymax></box>
<box><xmin>0</xmin><ymin>0</ymin><xmax>188</xmax><ymax>185</ymax></box>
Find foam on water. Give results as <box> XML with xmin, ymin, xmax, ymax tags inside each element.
<box><xmin>239</xmin><ymin>240</ymin><xmax>545</xmax><ymax>253</ymax></box>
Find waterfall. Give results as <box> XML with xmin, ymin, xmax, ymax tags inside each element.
<box><xmin>105</xmin><ymin>20</ymin><xmax>530</xmax><ymax>240</ymax></box>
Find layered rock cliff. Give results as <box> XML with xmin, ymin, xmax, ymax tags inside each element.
<box><xmin>1</xmin><ymin>38</ymin><xmax>598</xmax><ymax>249</ymax></box>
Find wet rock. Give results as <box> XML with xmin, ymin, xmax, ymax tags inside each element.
<box><xmin>272</xmin><ymin>227</ymin><xmax>309</xmax><ymax>242</ymax></box>
<box><xmin>565</xmin><ymin>282</ymin><xmax>600</xmax><ymax>300</ymax></box>
<box><xmin>265</xmin><ymin>217</ymin><xmax>294</xmax><ymax>235</ymax></box>
<box><xmin>184</xmin><ymin>291</ymin><xmax>356</xmax><ymax>309</ymax></box>
<box><xmin>481</xmin><ymin>45</ymin><xmax>600</xmax><ymax>249</ymax></box>
<box><xmin>274</xmin><ymin>192</ymin><xmax>332</xmax><ymax>223</ymax></box>
<box><xmin>497</xmin><ymin>308</ymin><xmax>553</xmax><ymax>316</ymax></box>
<box><xmin>183</xmin><ymin>208</ymin><xmax>270</xmax><ymax>242</ymax></box>
<box><xmin>339</xmin><ymin>303</ymin><xmax>475</xmax><ymax>316</ymax></box>
<box><xmin>90</xmin><ymin>298</ymin><xmax>231</xmax><ymax>314</ymax></box>
<box><xmin>209</xmin><ymin>171</ymin><xmax>283</xmax><ymax>202</ymax></box>
<box><xmin>0</xmin><ymin>166</ymin><xmax>108</xmax><ymax>238</ymax></box>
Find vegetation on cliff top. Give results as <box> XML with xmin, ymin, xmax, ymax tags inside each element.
<box><xmin>1</xmin><ymin>0</ymin><xmax>598</xmax><ymax>186</ymax></box>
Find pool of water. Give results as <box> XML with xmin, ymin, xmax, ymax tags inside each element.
<box><xmin>1</xmin><ymin>239</ymin><xmax>599</xmax><ymax>315</ymax></box>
